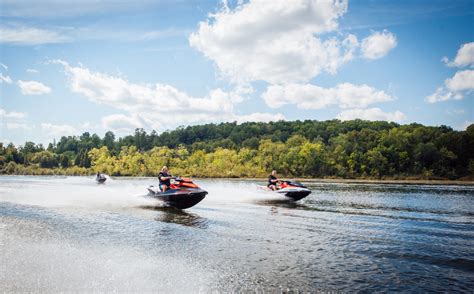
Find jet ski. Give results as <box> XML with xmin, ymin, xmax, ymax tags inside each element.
<box><xmin>146</xmin><ymin>177</ymin><xmax>207</xmax><ymax>209</ymax></box>
<box><xmin>96</xmin><ymin>174</ymin><xmax>106</xmax><ymax>183</ymax></box>
<box><xmin>259</xmin><ymin>180</ymin><xmax>311</xmax><ymax>201</ymax></box>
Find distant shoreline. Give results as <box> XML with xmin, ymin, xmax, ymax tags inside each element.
<box><xmin>202</xmin><ymin>177</ymin><xmax>474</xmax><ymax>186</ymax></box>
<box><xmin>2</xmin><ymin>174</ymin><xmax>473</xmax><ymax>186</ymax></box>
<box><xmin>292</xmin><ymin>178</ymin><xmax>474</xmax><ymax>186</ymax></box>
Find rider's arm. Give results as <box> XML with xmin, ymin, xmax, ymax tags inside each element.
<box><xmin>161</xmin><ymin>175</ymin><xmax>173</xmax><ymax>180</ymax></box>
<box><xmin>159</xmin><ymin>173</ymin><xmax>168</xmax><ymax>181</ymax></box>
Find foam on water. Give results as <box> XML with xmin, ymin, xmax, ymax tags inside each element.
<box><xmin>200</xmin><ymin>179</ymin><xmax>279</xmax><ymax>204</ymax></box>
<box><xmin>0</xmin><ymin>177</ymin><xmax>278</xmax><ymax>210</ymax></box>
<box><xmin>0</xmin><ymin>176</ymin><xmax>157</xmax><ymax>209</ymax></box>
<box><xmin>2</xmin><ymin>218</ymin><xmax>213</xmax><ymax>292</ymax></box>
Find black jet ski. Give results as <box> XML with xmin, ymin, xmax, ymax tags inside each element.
<box><xmin>146</xmin><ymin>177</ymin><xmax>207</xmax><ymax>209</ymax></box>
<box><xmin>96</xmin><ymin>174</ymin><xmax>106</xmax><ymax>183</ymax></box>
<box><xmin>259</xmin><ymin>180</ymin><xmax>311</xmax><ymax>201</ymax></box>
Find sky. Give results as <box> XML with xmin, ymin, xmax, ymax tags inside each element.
<box><xmin>0</xmin><ymin>0</ymin><xmax>473</xmax><ymax>145</ymax></box>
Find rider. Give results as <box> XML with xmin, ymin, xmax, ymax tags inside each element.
<box><xmin>267</xmin><ymin>170</ymin><xmax>280</xmax><ymax>191</ymax></box>
<box><xmin>158</xmin><ymin>166</ymin><xmax>173</xmax><ymax>192</ymax></box>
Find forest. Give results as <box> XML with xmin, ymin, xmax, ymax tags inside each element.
<box><xmin>1</xmin><ymin>119</ymin><xmax>473</xmax><ymax>180</ymax></box>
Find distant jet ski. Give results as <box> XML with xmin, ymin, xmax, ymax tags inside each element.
<box><xmin>146</xmin><ymin>177</ymin><xmax>207</xmax><ymax>209</ymax></box>
<box><xmin>96</xmin><ymin>174</ymin><xmax>107</xmax><ymax>183</ymax></box>
<box><xmin>259</xmin><ymin>180</ymin><xmax>311</xmax><ymax>201</ymax></box>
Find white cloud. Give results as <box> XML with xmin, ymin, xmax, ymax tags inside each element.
<box><xmin>361</xmin><ymin>30</ymin><xmax>397</xmax><ymax>60</ymax></box>
<box><xmin>234</xmin><ymin>112</ymin><xmax>286</xmax><ymax>124</ymax></box>
<box><xmin>426</xmin><ymin>69</ymin><xmax>474</xmax><ymax>103</ymax></box>
<box><xmin>5</xmin><ymin>122</ymin><xmax>32</xmax><ymax>130</ymax></box>
<box><xmin>54</xmin><ymin>60</ymin><xmax>279</xmax><ymax>131</ymax></box>
<box><xmin>189</xmin><ymin>0</ymin><xmax>354</xmax><ymax>84</ymax></box>
<box><xmin>336</xmin><ymin>107</ymin><xmax>406</xmax><ymax>122</ymax></box>
<box><xmin>102</xmin><ymin>114</ymin><xmax>144</xmax><ymax>134</ymax></box>
<box><xmin>60</xmin><ymin>62</ymin><xmax>235</xmax><ymax>124</ymax></box>
<box><xmin>0</xmin><ymin>26</ymin><xmax>68</xmax><ymax>45</ymax></box>
<box><xmin>0</xmin><ymin>109</ymin><xmax>32</xmax><ymax>135</ymax></box>
<box><xmin>37</xmin><ymin>121</ymin><xmax>98</xmax><ymax>139</ymax></box>
<box><xmin>426</xmin><ymin>87</ymin><xmax>462</xmax><ymax>103</ymax></box>
<box><xmin>18</xmin><ymin>80</ymin><xmax>52</xmax><ymax>95</ymax></box>
<box><xmin>262</xmin><ymin>83</ymin><xmax>394</xmax><ymax>109</ymax></box>
<box><xmin>27</xmin><ymin>69</ymin><xmax>39</xmax><ymax>74</ymax></box>
<box><xmin>443</xmin><ymin>42</ymin><xmax>474</xmax><ymax>68</ymax></box>
<box><xmin>458</xmin><ymin>120</ymin><xmax>473</xmax><ymax>131</ymax></box>
<box><xmin>0</xmin><ymin>73</ymin><xmax>12</xmax><ymax>84</ymax></box>
<box><xmin>445</xmin><ymin>69</ymin><xmax>474</xmax><ymax>91</ymax></box>
<box><xmin>41</xmin><ymin>123</ymin><xmax>77</xmax><ymax>137</ymax></box>
<box><xmin>1</xmin><ymin>60</ymin><xmax>11</xmax><ymax>83</ymax></box>
<box><xmin>0</xmin><ymin>108</ymin><xmax>27</xmax><ymax>119</ymax></box>
<box><xmin>428</xmin><ymin>43</ymin><xmax>474</xmax><ymax>103</ymax></box>
<box><xmin>0</xmin><ymin>109</ymin><xmax>31</xmax><ymax>142</ymax></box>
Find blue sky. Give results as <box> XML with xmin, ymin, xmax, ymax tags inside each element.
<box><xmin>0</xmin><ymin>0</ymin><xmax>473</xmax><ymax>145</ymax></box>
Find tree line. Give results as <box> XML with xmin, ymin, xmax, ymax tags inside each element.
<box><xmin>1</xmin><ymin>120</ymin><xmax>473</xmax><ymax>179</ymax></box>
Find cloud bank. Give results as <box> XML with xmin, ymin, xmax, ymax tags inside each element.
<box><xmin>427</xmin><ymin>42</ymin><xmax>474</xmax><ymax>103</ymax></box>
<box><xmin>189</xmin><ymin>0</ymin><xmax>399</xmax><ymax>121</ymax></box>
<box><xmin>443</xmin><ymin>42</ymin><xmax>474</xmax><ymax>68</ymax></box>
<box><xmin>336</xmin><ymin>107</ymin><xmax>406</xmax><ymax>122</ymax></box>
<box><xmin>262</xmin><ymin>83</ymin><xmax>395</xmax><ymax>109</ymax></box>
<box><xmin>190</xmin><ymin>0</ymin><xmax>354</xmax><ymax>84</ymax></box>
<box><xmin>54</xmin><ymin>60</ymin><xmax>285</xmax><ymax>133</ymax></box>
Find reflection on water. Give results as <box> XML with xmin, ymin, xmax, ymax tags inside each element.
<box><xmin>254</xmin><ymin>199</ymin><xmax>303</xmax><ymax>209</ymax></box>
<box><xmin>140</xmin><ymin>205</ymin><xmax>208</xmax><ymax>229</ymax></box>
<box><xmin>1</xmin><ymin>176</ymin><xmax>474</xmax><ymax>292</ymax></box>
<box><xmin>156</xmin><ymin>210</ymin><xmax>208</xmax><ymax>229</ymax></box>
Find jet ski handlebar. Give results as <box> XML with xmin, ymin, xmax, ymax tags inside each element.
<box><xmin>281</xmin><ymin>180</ymin><xmax>307</xmax><ymax>188</ymax></box>
<box><xmin>173</xmin><ymin>176</ymin><xmax>194</xmax><ymax>183</ymax></box>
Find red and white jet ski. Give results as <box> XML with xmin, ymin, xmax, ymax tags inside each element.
<box><xmin>146</xmin><ymin>177</ymin><xmax>207</xmax><ymax>209</ymax></box>
<box><xmin>259</xmin><ymin>180</ymin><xmax>312</xmax><ymax>201</ymax></box>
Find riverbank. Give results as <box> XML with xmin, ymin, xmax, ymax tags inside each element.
<box><xmin>200</xmin><ymin>177</ymin><xmax>474</xmax><ymax>186</ymax></box>
<box><xmin>297</xmin><ymin>178</ymin><xmax>474</xmax><ymax>186</ymax></box>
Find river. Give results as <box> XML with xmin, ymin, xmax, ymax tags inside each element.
<box><xmin>1</xmin><ymin>176</ymin><xmax>473</xmax><ymax>292</ymax></box>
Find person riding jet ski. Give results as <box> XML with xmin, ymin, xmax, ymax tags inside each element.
<box><xmin>158</xmin><ymin>166</ymin><xmax>173</xmax><ymax>192</ymax></box>
<box><xmin>146</xmin><ymin>166</ymin><xmax>208</xmax><ymax>209</ymax></box>
<box><xmin>96</xmin><ymin>172</ymin><xmax>106</xmax><ymax>183</ymax></box>
<box><xmin>260</xmin><ymin>170</ymin><xmax>312</xmax><ymax>201</ymax></box>
<box><xmin>268</xmin><ymin>170</ymin><xmax>280</xmax><ymax>191</ymax></box>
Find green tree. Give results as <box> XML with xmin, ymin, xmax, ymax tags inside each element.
<box><xmin>32</xmin><ymin>151</ymin><xmax>59</xmax><ymax>168</ymax></box>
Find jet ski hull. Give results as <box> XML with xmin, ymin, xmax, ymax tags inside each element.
<box><xmin>96</xmin><ymin>177</ymin><xmax>106</xmax><ymax>183</ymax></box>
<box><xmin>147</xmin><ymin>188</ymin><xmax>207</xmax><ymax>209</ymax></box>
<box><xmin>259</xmin><ymin>185</ymin><xmax>312</xmax><ymax>201</ymax></box>
<box><xmin>278</xmin><ymin>189</ymin><xmax>311</xmax><ymax>201</ymax></box>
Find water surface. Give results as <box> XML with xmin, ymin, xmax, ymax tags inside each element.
<box><xmin>1</xmin><ymin>176</ymin><xmax>473</xmax><ymax>292</ymax></box>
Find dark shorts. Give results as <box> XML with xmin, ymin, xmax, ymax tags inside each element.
<box><xmin>267</xmin><ymin>183</ymin><xmax>277</xmax><ymax>188</ymax></box>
